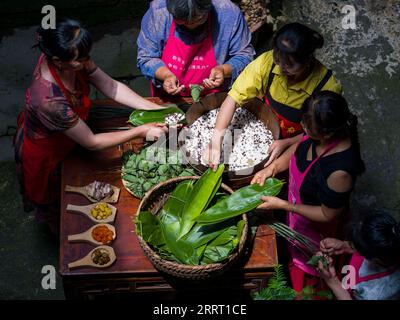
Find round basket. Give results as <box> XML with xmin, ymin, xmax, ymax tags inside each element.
<box><xmin>135</xmin><ymin>176</ymin><xmax>248</xmax><ymax>280</ymax></box>
<box><xmin>181</xmin><ymin>92</ymin><xmax>281</xmax><ymax>189</ymax></box>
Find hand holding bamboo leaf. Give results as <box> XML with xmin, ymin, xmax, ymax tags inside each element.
<box><xmin>196</xmin><ymin>178</ymin><xmax>285</xmax><ymax>225</ymax></box>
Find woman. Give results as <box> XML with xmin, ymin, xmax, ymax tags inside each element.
<box><xmin>252</xmin><ymin>91</ymin><xmax>365</xmax><ymax>291</ymax></box>
<box><xmin>14</xmin><ymin>19</ymin><xmax>168</xmax><ymax>234</ymax></box>
<box><xmin>205</xmin><ymin>22</ymin><xmax>342</xmax><ymax>169</ymax></box>
<box><xmin>137</xmin><ymin>0</ymin><xmax>255</xmax><ymax>97</ymax></box>
<box><xmin>317</xmin><ymin>212</ymin><xmax>400</xmax><ymax>300</ymax></box>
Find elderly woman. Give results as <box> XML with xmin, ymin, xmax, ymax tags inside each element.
<box><xmin>15</xmin><ymin>19</ymin><xmax>167</xmax><ymax>234</ymax></box>
<box><xmin>137</xmin><ymin>0</ymin><xmax>255</xmax><ymax>97</ymax></box>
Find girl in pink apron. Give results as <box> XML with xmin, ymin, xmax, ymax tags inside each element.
<box><xmin>252</xmin><ymin>91</ymin><xmax>365</xmax><ymax>292</ymax></box>
<box><xmin>317</xmin><ymin>212</ymin><xmax>400</xmax><ymax>300</ymax></box>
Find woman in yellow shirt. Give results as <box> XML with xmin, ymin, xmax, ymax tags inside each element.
<box><xmin>205</xmin><ymin>22</ymin><xmax>342</xmax><ymax>169</ymax></box>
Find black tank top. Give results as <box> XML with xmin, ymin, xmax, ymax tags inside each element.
<box><xmin>295</xmin><ymin>138</ymin><xmax>359</xmax><ymax>208</ymax></box>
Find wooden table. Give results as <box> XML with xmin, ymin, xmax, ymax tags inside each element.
<box><xmin>59</xmin><ymin>99</ymin><xmax>278</xmax><ymax>300</ymax></box>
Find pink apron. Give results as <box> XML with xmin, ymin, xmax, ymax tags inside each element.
<box><xmin>151</xmin><ymin>18</ymin><xmax>220</xmax><ymax>97</ymax></box>
<box><xmin>288</xmin><ymin>135</ymin><xmax>341</xmax><ymax>276</ymax></box>
<box><xmin>349</xmin><ymin>252</ymin><xmax>397</xmax><ymax>289</ymax></box>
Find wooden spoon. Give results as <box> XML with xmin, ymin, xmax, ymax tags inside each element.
<box><xmin>65</xmin><ymin>184</ymin><xmax>120</xmax><ymax>203</ymax></box>
<box><xmin>66</xmin><ymin>203</ymin><xmax>117</xmax><ymax>224</ymax></box>
<box><xmin>68</xmin><ymin>246</ymin><xmax>116</xmax><ymax>269</ymax></box>
<box><xmin>68</xmin><ymin>223</ymin><xmax>116</xmax><ymax>246</ymax></box>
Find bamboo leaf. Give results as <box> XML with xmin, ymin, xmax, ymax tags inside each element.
<box><xmin>201</xmin><ymin>225</ymin><xmax>238</xmax><ymax>263</ymax></box>
<box><xmin>190</xmin><ymin>84</ymin><xmax>204</xmax><ymax>102</ymax></box>
<box><xmin>157</xmin><ymin>180</ymin><xmax>199</xmax><ymax>264</ymax></box>
<box><xmin>178</xmin><ymin>165</ymin><xmax>225</xmax><ymax>238</ymax></box>
<box><xmin>159</xmin><ymin>210</ymin><xmax>198</xmax><ymax>264</ymax></box>
<box><xmin>196</xmin><ymin>178</ymin><xmax>284</xmax><ymax>224</ymax></box>
<box><xmin>128</xmin><ymin>106</ymin><xmax>184</xmax><ymax>126</ymax></box>
<box><xmin>182</xmin><ymin>218</ymin><xmax>237</xmax><ymax>249</ymax></box>
<box><xmin>135</xmin><ymin>211</ymin><xmax>165</xmax><ymax>247</ymax></box>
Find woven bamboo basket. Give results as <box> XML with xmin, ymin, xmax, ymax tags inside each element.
<box><xmin>135</xmin><ymin>176</ymin><xmax>248</xmax><ymax>280</ymax></box>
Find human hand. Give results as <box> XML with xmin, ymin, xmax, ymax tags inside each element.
<box><xmin>163</xmin><ymin>74</ymin><xmax>185</xmax><ymax>95</ymax></box>
<box><xmin>264</xmin><ymin>139</ymin><xmax>290</xmax><ymax>167</ymax></box>
<box><xmin>320</xmin><ymin>238</ymin><xmax>353</xmax><ymax>256</ymax></box>
<box><xmin>203</xmin><ymin>142</ymin><xmax>221</xmax><ymax>171</ymax></box>
<box><xmin>137</xmin><ymin>122</ymin><xmax>168</xmax><ymax>141</ymax></box>
<box><xmin>251</xmin><ymin>164</ymin><xmax>277</xmax><ymax>186</ymax></box>
<box><xmin>257</xmin><ymin>196</ymin><xmax>287</xmax><ymax>210</ymax></box>
<box><xmin>315</xmin><ymin>252</ymin><xmax>338</xmax><ymax>283</ymax></box>
<box><xmin>203</xmin><ymin>65</ymin><xmax>224</xmax><ymax>89</ymax></box>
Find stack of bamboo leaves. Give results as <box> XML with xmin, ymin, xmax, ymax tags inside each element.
<box><xmin>135</xmin><ymin>165</ymin><xmax>285</xmax><ymax>265</ymax></box>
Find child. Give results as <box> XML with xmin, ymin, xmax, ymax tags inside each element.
<box><xmin>316</xmin><ymin>212</ymin><xmax>400</xmax><ymax>300</ymax></box>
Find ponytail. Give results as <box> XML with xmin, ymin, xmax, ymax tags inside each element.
<box><xmin>347</xmin><ymin>114</ymin><xmax>366</xmax><ymax>175</ymax></box>
<box><xmin>312</xmin><ymin>30</ymin><xmax>324</xmax><ymax>49</ymax></box>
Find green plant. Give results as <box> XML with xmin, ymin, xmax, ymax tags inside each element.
<box><xmin>252</xmin><ymin>264</ymin><xmax>334</xmax><ymax>300</ymax></box>
<box><xmin>252</xmin><ymin>265</ymin><xmax>297</xmax><ymax>300</ymax></box>
<box><xmin>128</xmin><ymin>106</ymin><xmax>185</xmax><ymax>126</ymax></box>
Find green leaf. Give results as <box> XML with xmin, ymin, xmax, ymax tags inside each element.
<box><xmin>128</xmin><ymin>106</ymin><xmax>184</xmax><ymax>126</ymax></box>
<box><xmin>196</xmin><ymin>178</ymin><xmax>285</xmax><ymax>224</ymax></box>
<box><xmin>190</xmin><ymin>84</ymin><xmax>204</xmax><ymax>102</ymax></box>
<box><xmin>178</xmin><ymin>165</ymin><xmax>225</xmax><ymax>238</ymax></box>
<box><xmin>158</xmin><ymin>180</ymin><xmax>199</xmax><ymax>264</ymax></box>
<box><xmin>163</xmin><ymin>180</ymin><xmax>194</xmax><ymax>219</ymax></box>
<box><xmin>135</xmin><ymin>211</ymin><xmax>165</xmax><ymax>247</ymax></box>
<box><xmin>159</xmin><ymin>210</ymin><xmax>198</xmax><ymax>265</ymax></box>
<box><xmin>307</xmin><ymin>255</ymin><xmax>329</xmax><ymax>269</ymax></box>
<box><xmin>252</xmin><ymin>264</ymin><xmax>296</xmax><ymax>300</ymax></box>
<box><xmin>201</xmin><ymin>225</ymin><xmax>238</xmax><ymax>263</ymax></box>
<box><xmin>183</xmin><ymin>218</ymin><xmax>238</xmax><ymax>249</ymax></box>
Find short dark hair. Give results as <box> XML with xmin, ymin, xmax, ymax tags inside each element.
<box><xmin>36</xmin><ymin>18</ymin><xmax>92</xmax><ymax>61</ymax></box>
<box><xmin>272</xmin><ymin>22</ymin><xmax>324</xmax><ymax>65</ymax></box>
<box><xmin>166</xmin><ymin>0</ymin><xmax>212</xmax><ymax>22</ymax></box>
<box><xmin>351</xmin><ymin>212</ymin><xmax>400</xmax><ymax>266</ymax></box>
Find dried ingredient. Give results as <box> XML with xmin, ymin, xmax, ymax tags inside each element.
<box><xmin>92</xmin><ymin>225</ymin><xmax>114</xmax><ymax>244</ymax></box>
<box><xmin>91</xmin><ymin>248</ymin><xmax>111</xmax><ymax>265</ymax></box>
<box><xmin>85</xmin><ymin>181</ymin><xmax>113</xmax><ymax>201</ymax></box>
<box><xmin>90</xmin><ymin>203</ymin><xmax>112</xmax><ymax>220</ymax></box>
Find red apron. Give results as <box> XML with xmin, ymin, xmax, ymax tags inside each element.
<box><xmin>288</xmin><ymin>135</ymin><xmax>340</xmax><ymax>284</ymax></box>
<box><xmin>349</xmin><ymin>252</ymin><xmax>397</xmax><ymax>289</ymax></box>
<box><xmin>20</xmin><ymin>55</ymin><xmax>91</xmax><ymax>205</ymax></box>
<box><xmin>151</xmin><ymin>18</ymin><xmax>221</xmax><ymax>97</ymax></box>
<box><xmin>264</xmin><ymin>63</ymin><xmax>333</xmax><ymax>139</ymax></box>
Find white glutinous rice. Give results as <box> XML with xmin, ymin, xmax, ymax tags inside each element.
<box><xmin>165</xmin><ymin>113</ymin><xmax>185</xmax><ymax>126</ymax></box>
<box><xmin>184</xmin><ymin>108</ymin><xmax>274</xmax><ymax>171</ymax></box>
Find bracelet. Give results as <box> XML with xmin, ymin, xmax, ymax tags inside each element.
<box><xmin>290</xmin><ymin>202</ymin><xmax>296</xmax><ymax>212</ymax></box>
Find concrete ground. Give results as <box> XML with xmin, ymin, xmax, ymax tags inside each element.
<box><xmin>1</xmin><ymin>0</ymin><xmax>399</xmax><ymax>300</ymax></box>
